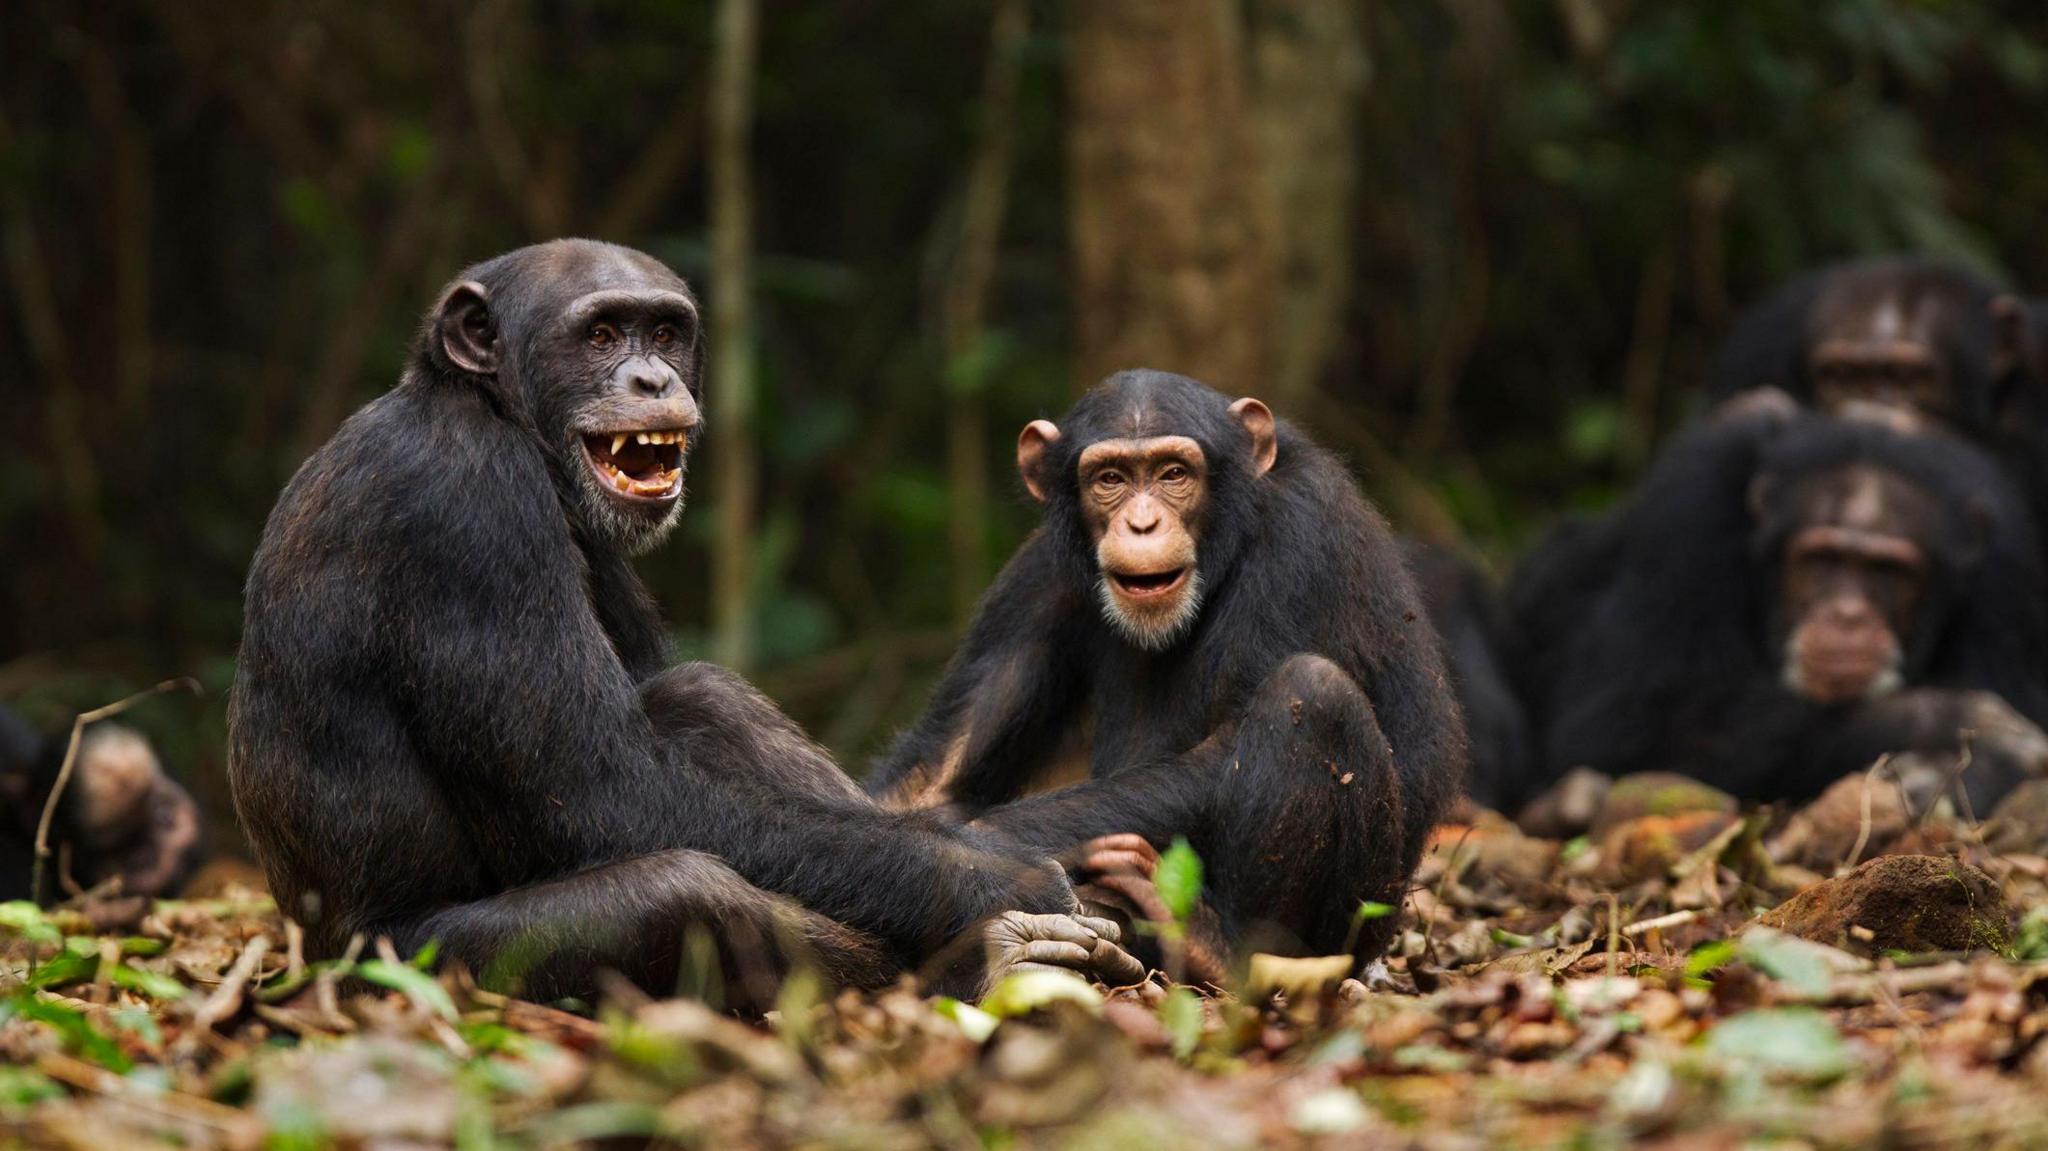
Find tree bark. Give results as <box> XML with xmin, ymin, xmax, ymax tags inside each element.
<box><xmin>710</xmin><ymin>0</ymin><xmax>761</xmax><ymax>670</ymax></box>
<box><xmin>1066</xmin><ymin>0</ymin><xmax>1270</xmax><ymax>394</ymax></box>
<box><xmin>945</xmin><ymin>0</ymin><xmax>1029</xmax><ymax>626</ymax></box>
<box><xmin>1247</xmin><ymin>0</ymin><xmax>1366</xmax><ymax>409</ymax></box>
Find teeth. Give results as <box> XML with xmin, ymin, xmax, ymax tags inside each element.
<box><xmin>635</xmin><ymin>433</ymin><xmax>648</xmax><ymax>445</ymax></box>
<box><xmin>611</xmin><ymin>434</ymin><xmax>626</xmax><ymax>456</ymax></box>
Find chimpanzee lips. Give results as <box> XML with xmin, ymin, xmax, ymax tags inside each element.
<box><xmin>582</xmin><ymin>428</ymin><xmax>687</xmax><ymax>502</ymax></box>
<box><xmin>1110</xmin><ymin>567</ymin><xmax>1189</xmax><ymax>599</ymax></box>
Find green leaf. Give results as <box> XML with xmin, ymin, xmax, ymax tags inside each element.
<box><xmin>1159</xmin><ymin>985</ymin><xmax>1203</xmax><ymax>1061</ymax></box>
<box><xmin>933</xmin><ymin>996</ymin><xmax>1000</xmax><ymax>1043</ymax></box>
<box><xmin>1154</xmin><ymin>837</ymin><xmax>1204</xmax><ymax>924</ymax></box>
<box><xmin>978</xmin><ymin>969</ymin><xmax>1102</xmax><ymax>1019</ymax></box>
<box><xmin>1684</xmin><ymin>938</ymin><xmax>1737</xmax><ymax>985</ymax></box>
<box><xmin>0</xmin><ymin>1065</ymin><xmax>64</xmax><ymax>1108</ymax></box>
<box><xmin>410</xmin><ymin>938</ymin><xmax>442</xmax><ymax>971</ymax></box>
<box><xmin>110</xmin><ymin>963</ymin><xmax>189</xmax><ymax>1002</ymax></box>
<box><xmin>6</xmin><ymin>992</ymin><xmax>131</xmax><ymax>1072</ymax></box>
<box><xmin>24</xmin><ymin>948</ymin><xmax>97</xmax><ymax>991</ymax></box>
<box><xmin>1354</xmin><ymin>901</ymin><xmax>1395</xmax><ymax>921</ymax></box>
<box><xmin>1737</xmin><ymin>928</ymin><xmax>1862</xmax><ymax>997</ymax></box>
<box><xmin>358</xmin><ymin>959</ymin><xmax>459</xmax><ymax>1022</ymax></box>
<box><xmin>1704</xmin><ymin>1008</ymin><xmax>1852</xmax><ymax>1081</ymax></box>
<box><xmin>0</xmin><ymin>901</ymin><xmax>60</xmax><ymax>947</ymax></box>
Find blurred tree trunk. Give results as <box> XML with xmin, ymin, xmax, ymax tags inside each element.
<box><xmin>1066</xmin><ymin>0</ymin><xmax>1270</xmax><ymax>393</ymax></box>
<box><xmin>944</xmin><ymin>0</ymin><xmax>1028</xmax><ymax>626</ymax></box>
<box><xmin>1247</xmin><ymin>0</ymin><xmax>1366</xmax><ymax>409</ymax></box>
<box><xmin>710</xmin><ymin>0</ymin><xmax>760</xmax><ymax>670</ymax></box>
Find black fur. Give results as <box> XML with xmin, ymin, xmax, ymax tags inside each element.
<box><xmin>870</xmin><ymin>370</ymin><xmax>1467</xmax><ymax>964</ymax></box>
<box><xmin>1507</xmin><ymin>409</ymin><xmax>2048</xmax><ymax>806</ymax></box>
<box><xmin>1401</xmin><ymin>540</ymin><xmax>1532</xmax><ymax>812</ymax></box>
<box><xmin>229</xmin><ymin>240</ymin><xmax>1072</xmax><ymax>1004</ymax></box>
<box><xmin>1709</xmin><ymin>257</ymin><xmax>2015</xmax><ymax>435</ymax></box>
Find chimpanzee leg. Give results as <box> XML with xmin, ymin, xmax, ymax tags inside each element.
<box><xmin>388</xmin><ymin>848</ymin><xmax>895</xmax><ymax>1008</ymax></box>
<box><xmin>974</xmin><ymin>654</ymin><xmax>1409</xmax><ymax>965</ymax></box>
<box><xmin>1200</xmin><ymin>654</ymin><xmax>1407</xmax><ymax>963</ymax></box>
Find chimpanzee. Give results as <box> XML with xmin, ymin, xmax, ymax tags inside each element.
<box><xmin>868</xmin><ymin>370</ymin><xmax>1466</xmax><ymax>967</ymax></box>
<box><xmin>229</xmin><ymin>240</ymin><xmax>1141</xmax><ymax>1006</ymax></box>
<box><xmin>1507</xmin><ymin>407</ymin><xmax>2048</xmax><ymax>809</ymax></box>
<box><xmin>1401</xmin><ymin>539</ymin><xmax>1532</xmax><ymax>813</ymax></box>
<box><xmin>0</xmin><ymin>704</ymin><xmax>202</xmax><ymax>903</ymax></box>
<box><xmin>1708</xmin><ymin>257</ymin><xmax>2031</xmax><ymax>435</ymax></box>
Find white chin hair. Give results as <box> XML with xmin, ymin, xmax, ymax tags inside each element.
<box><xmin>1099</xmin><ymin>570</ymin><xmax>1203</xmax><ymax>652</ymax></box>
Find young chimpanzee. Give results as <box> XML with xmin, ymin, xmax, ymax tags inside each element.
<box><xmin>1508</xmin><ymin>407</ymin><xmax>2048</xmax><ymax>809</ymax></box>
<box><xmin>868</xmin><ymin>370</ymin><xmax>1466</xmax><ymax>968</ymax></box>
<box><xmin>230</xmin><ymin>240</ymin><xmax>1141</xmax><ymax>1006</ymax></box>
<box><xmin>0</xmin><ymin>704</ymin><xmax>202</xmax><ymax>903</ymax></box>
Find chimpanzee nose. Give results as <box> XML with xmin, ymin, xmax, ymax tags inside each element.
<box><xmin>1822</xmin><ymin>597</ymin><xmax>1875</xmax><ymax>627</ymax></box>
<box><xmin>629</xmin><ymin>365</ymin><xmax>674</xmax><ymax>397</ymax></box>
<box><xmin>1125</xmin><ymin>497</ymin><xmax>1161</xmax><ymax>534</ymax></box>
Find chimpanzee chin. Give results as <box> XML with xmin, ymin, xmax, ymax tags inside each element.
<box><xmin>1016</xmin><ymin>373</ymin><xmax>1277</xmax><ymax>652</ymax></box>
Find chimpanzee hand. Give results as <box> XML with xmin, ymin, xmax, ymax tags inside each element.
<box><xmin>1961</xmin><ymin>691</ymin><xmax>2048</xmax><ymax>790</ymax></box>
<box><xmin>1712</xmin><ymin>385</ymin><xmax>1801</xmax><ymax>425</ymax></box>
<box><xmin>980</xmin><ymin>909</ymin><xmax>1146</xmax><ymax>991</ymax></box>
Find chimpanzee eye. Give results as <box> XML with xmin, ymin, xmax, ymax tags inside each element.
<box><xmin>1096</xmin><ymin>471</ymin><xmax>1126</xmax><ymax>489</ymax></box>
<box><xmin>652</xmin><ymin>324</ymin><xmax>677</xmax><ymax>348</ymax></box>
<box><xmin>588</xmin><ymin>323</ymin><xmax>620</xmax><ymax>350</ymax></box>
<box><xmin>1161</xmin><ymin>464</ymin><xmax>1189</xmax><ymax>483</ymax></box>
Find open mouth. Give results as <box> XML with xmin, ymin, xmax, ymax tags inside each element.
<box><xmin>1110</xmin><ymin>567</ymin><xmax>1189</xmax><ymax>599</ymax></box>
<box><xmin>582</xmin><ymin>429</ymin><xmax>688</xmax><ymax>502</ymax></box>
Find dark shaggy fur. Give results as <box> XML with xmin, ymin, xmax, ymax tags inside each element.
<box><xmin>869</xmin><ymin>370</ymin><xmax>1467</xmax><ymax>964</ymax></box>
<box><xmin>229</xmin><ymin>240</ymin><xmax>1073</xmax><ymax>1004</ymax></box>
<box><xmin>1508</xmin><ymin>409</ymin><xmax>2048</xmax><ymax>806</ymax></box>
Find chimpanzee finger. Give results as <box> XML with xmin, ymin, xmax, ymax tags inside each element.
<box><xmin>1083</xmin><ymin>833</ymin><xmax>1158</xmax><ymax>868</ymax></box>
<box><xmin>1089</xmin><ymin>872</ymin><xmax>1177</xmax><ymax>924</ymax></box>
<box><xmin>1073</xmin><ymin>915</ymin><xmax>1125</xmax><ymax>943</ymax></box>
<box><xmin>996</xmin><ymin>909</ymin><xmax>1107</xmax><ymax>947</ymax></box>
<box><xmin>1083</xmin><ymin>849</ymin><xmax>1157</xmax><ymax>878</ymax></box>
<box><xmin>1016</xmin><ymin>940</ymin><xmax>1098</xmax><ymax>968</ymax></box>
<box><xmin>1088</xmin><ymin>938</ymin><xmax>1148</xmax><ymax>985</ymax></box>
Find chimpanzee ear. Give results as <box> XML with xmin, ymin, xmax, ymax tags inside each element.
<box><xmin>433</xmin><ymin>281</ymin><xmax>499</xmax><ymax>376</ymax></box>
<box><xmin>1992</xmin><ymin>295</ymin><xmax>2029</xmax><ymax>378</ymax></box>
<box><xmin>1746</xmin><ymin>473</ymin><xmax>1774</xmax><ymax>521</ymax></box>
<box><xmin>1229</xmin><ymin>397</ymin><xmax>1278</xmax><ymax>477</ymax></box>
<box><xmin>1017</xmin><ymin>419</ymin><xmax>1063</xmax><ymax>504</ymax></box>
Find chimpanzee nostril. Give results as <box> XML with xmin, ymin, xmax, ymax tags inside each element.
<box><xmin>630</xmin><ymin>369</ymin><xmax>670</xmax><ymax>397</ymax></box>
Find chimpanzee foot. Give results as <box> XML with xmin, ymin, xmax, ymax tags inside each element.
<box><xmin>980</xmin><ymin>910</ymin><xmax>1147</xmax><ymax>993</ymax></box>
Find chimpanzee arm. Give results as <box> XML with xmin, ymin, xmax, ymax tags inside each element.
<box><xmin>867</xmin><ymin>531</ymin><xmax>1096</xmax><ymax>811</ymax></box>
<box><xmin>393</xmin><ymin>543</ymin><xmax>1077</xmax><ymax>965</ymax></box>
<box><xmin>394</xmin><ymin>849</ymin><xmax>896</xmax><ymax>1004</ymax></box>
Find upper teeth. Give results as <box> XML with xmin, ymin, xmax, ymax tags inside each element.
<box><xmin>608</xmin><ymin>430</ymin><xmax>686</xmax><ymax>451</ymax></box>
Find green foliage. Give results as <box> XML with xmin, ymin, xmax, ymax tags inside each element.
<box><xmin>1704</xmin><ymin>1008</ymin><xmax>1853</xmax><ymax>1081</ymax></box>
<box><xmin>1159</xmin><ymin>985</ymin><xmax>1204</xmax><ymax>1061</ymax></box>
<box><xmin>1154</xmin><ymin>837</ymin><xmax>1205</xmax><ymax>925</ymax></box>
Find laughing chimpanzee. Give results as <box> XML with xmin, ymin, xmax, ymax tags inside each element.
<box><xmin>868</xmin><ymin>370</ymin><xmax>1466</xmax><ymax>968</ymax></box>
<box><xmin>1508</xmin><ymin>407</ymin><xmax>2048</xmax><ymax>809</ymax></box>
<box><xmin>0</xmin><ymin>704</ymin><xmax>202</xmax><ymax>902</ymax></box>
<box><xmin>230</xmin><ymin>240</ymin><xmax>1140</xmax><ymax>1006</ymax></box>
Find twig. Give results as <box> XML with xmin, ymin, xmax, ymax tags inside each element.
<box><xmin>31</xmin><ymin>678</ymin><xmax>201</xmax><ymax>905</ymax></box>
<box><xmin>188</xmin><ymin>933</ymin><xmax>271</xmax><ymax>1039</ymax></box>
<box><xmin>1843</xmin><ymin>754</ymin><xmax>1891</xmax><ymax>873</ymax></box>
<box><xmin>1772</xmin><ymin>961</ymin><xmax>1974</xmax><ymax>1006</ymax></box>
<box><xmin>1620</xmin><ymin>908</ymin><xmax>1698</xmax><ymax>938</ymax></box>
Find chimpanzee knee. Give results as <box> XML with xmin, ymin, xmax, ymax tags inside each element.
<box><xmin>1203</xmin><ymin>653</ymin><xmax>1407</xmax><ymax>962</ymax></box>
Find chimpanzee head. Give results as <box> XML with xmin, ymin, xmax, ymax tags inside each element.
<box><xmin>419</xmin><ymin>239</ymin><xmax>705</xmax><ymax>555</ymax></box>
<box><xmin>1016</xmin><ymin>370</ymin><xmax>1276</xmax><ymax>651</ymax></box>
<box><xmin>1797</xmin><ymin>258</ymin><xmax>2031</xmax><ymax>435</ymax></box>
<box><xmin>1749</xmin><ymin>418</ymin><xmax>2007</xmax><ymax>706</ymax></box>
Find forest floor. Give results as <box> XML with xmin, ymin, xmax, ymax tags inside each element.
<box><xmin>7</xmin><ymin>766</ymin><xmax>2048</xmax><ymax>1149</ymax></box>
